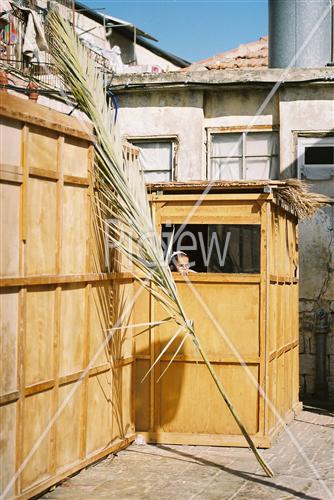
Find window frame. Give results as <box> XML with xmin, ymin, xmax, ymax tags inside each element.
<box><xmin>126</xmin><ymin>135</ymin><xmax>178</xmax><ymax>182</ymax></box>
<box><xmin>297</xmin><ymin>136</ymin><xmax>334</xmax><ymax>179</ymax></box>
<box><xmin>161</xmin><ymin>222</ymin><xmax>261</xmax><ymax>275</ymax></box>
<box><xmin>206</xmin><ymin>127</ymin><xmax>279</xmax><ymax>180</ymax></box>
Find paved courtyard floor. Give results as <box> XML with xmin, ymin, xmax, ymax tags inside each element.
<box><xmin>43</xmin><ymin>408</ymin><xmax>333</xmax><ymax>500</ymax></box>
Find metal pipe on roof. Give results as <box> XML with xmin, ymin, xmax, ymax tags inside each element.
<box><xmin>331</xmin><ymin>0</ymin><xmax>334</xmax><ymax>65</ymax></box>
<box><xmin>268</xmin><ymin>0</ymin><xmax>332</xmax><ymax>68</ymax></box>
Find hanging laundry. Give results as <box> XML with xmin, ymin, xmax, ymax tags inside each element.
<box><xmin>21</xmin><ymin>8</ymin><xmax>48</xmax><ymax>61</ymax></box>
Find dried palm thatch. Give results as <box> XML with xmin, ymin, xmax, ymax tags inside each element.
<box><xmin>273</xmin><ymin>179</ymin><xmax>331</xmax><ymax>219</ymax></box>
<box><xmin>47</xmin><ymin>8</ymin><xmax>275</xmax><ymax>477</ymax></box>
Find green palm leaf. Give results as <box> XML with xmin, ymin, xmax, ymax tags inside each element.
<box><xmin>47</xmin><ymin>8</ymin><xmax>273</xmax><ymax>478</ymax></box>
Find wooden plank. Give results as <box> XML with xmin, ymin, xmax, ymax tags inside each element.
<box><xmin>0</xmin><ymin>183</ymin><xmax>20</xmax><ymax>277</ymax></box>
<box><xmin>149</xmin><ymin>193</ymin><xmax>273</xmax><ymax>202</ymax></box>
<box><xmin>55</xmin><ymin>135</ymin><xmax>64</xmax><ymax>276</ymax></box>
<box><xmin>86</xmin><ymin>372</ymin><xmax>112</xmax><ymax>454</ymax></box>
<box><xmin>136</xmin><ymin>354</ymin><xmax>260</xmax><ymax>364</ymax></box>
<box><xmin>63</xmin><ymin>175</ymin><xmax>90</xmax><ymax>186</ymax></box>
<box><xmin>59</xmin><ymin>285</ymin><xmax>86</xmax><ymax>377</ymax></box>
<box><xmin>159</xmin><ymin>200</ymin><xmax>261</xmax><ymax>221</ymax></box>
<box><xmin>49</xmin><ymin>286</ymin><xmax>61</xmax><ymax>475</ymax></box>
<box><xmin>134</xmin><ymin>360</ymin><xmax>150</xmax><ymax>432</ymax></box>
<box><xmin>160</xmin><ymin>215</ymin><xmax>260</xmax><ymax>225</ymax></box>
<box><xmin>269</xmin><ymin>340</ymin><xmax>299</xmax><ymax>361</ymax></box>
<box><xmin>173</xmin><ymin>274</ymin><xmax>260</xmax><ymax>284</ymax></box>
<box><xmin>0</xmin><ymin>116</ymin><xmax>22</xmax><ymax>169</ymax></box>
<box><xmin>59</xmin><ymin>370</ymin><xmax>85</xmax><ymax>387</ymax></box>
<box><xmin>29</xmin><ymin>167</ymin><xmax>59</xmax><ymax>181</ymax></box>
<box><xmin>21</xmin><ymin>125</ymin><xmax>29</xmax><ymax>242</ymax></box>
<box><xmin>138</xmin><ymin>431</ymin><xmax>271</xmax><ymax>449</ymax></box>
<box><xmin>25</xmin><ymin>177</ymin><xmax>57</xmax><ymax>276</ymax></box>
<box><xmin>88</xmin><ymin>363</ymin><xmax>111</xmax><ymax>376</ymax></box>
<box><xmin>157</xmin><ymin>363</ymin><xmax>259</xmax><ymax>436</ymax></box>
<box><xmin>161</xmin><ymin>282</ymin><xmax>260</xmax><ymax>359</ymax></box>
<box><xmin>79</xmin><ymin>284</ymin><xmax>91</xmax><ymax>459</ymax></box>
<box><xmin>0</xmin><ymin>272</ymin><xmax>134</xmax><ymax>288</ymax></box>
<box><xmin>0</xmin><ymin>164</ymin><xmax>23</xmax><ymax>183</ymax></box>
<box><xmin>0</xmin><ymin>391</ymin><xmax>20</xmax><ymax>406</ymax></box>
<box><xmin>114</xmin><ymin>356</ymin><xmax>135</xmax><ymax>368</ymax></box>
<box><xmin>15</xmin><ymin>288</ymin><xmax>26</xmax><ymax>495</ymax></box>
<box><xmin>263</xmin><ymin>201</ymin><xmax>270</xmax><ymax>436</ymax></box>
<box><xmin>63</xmin><ymin>136</ymin><xmax>89</xmax><ymax>178</ymax></box>
<box><xmin>29</xmin><ymin>125</ymin><xmax>58</xmax><ymax>172</ymax></box>
<box><xmin>21</xmin><ymin>390</ymin><xmax>53</xmax><ymax>491</ymax></box>
<box><xmin>151</xmin><ymin>205</ymin><xmax>162</xmax><ymax>434</ymax></box>
<box><xmin>80</xmin><ymin>157</ymin><xmax>95</xmax><ymax>458</ymax></box>
<box><xmin>61</xmin><ymin>185</ymin><xmax>88</xmax><ymax>274</ymax></box>
<box><xmin>268</xmin><ymin>358</ymin><xmax>277</xmax><ymax>431</ymax></box>
<box><xmin>0</xmin><ymin>290</ymin><xmax>19</xmax><ymax>394</ymax></box>
<box><xmin>49</xmin><ymin>135</ymin><xmax>64</xmax><ymax>474</ymax></box>
<box><xmin>119</xmin><ymin>363</ymin><xmax>135</xmax><ymax>439</ymax></box>
<box><xmin>207</xmin><ymin>124</ymin><xmax>278</xmax><ymax>133</ymax></box>
<box><xmin>25</xmin><ymin>380</ymin><xmax>55</xmax><ymax>397</ymax></box>
<box><xmin>0</xmin><ymin>402</ymin><xmax>17</xmax><ymax>498</ymax></box>
<box><xmin>0</xmin><ymin>94</ymin><xmax>95</xmax><ymax>142</ymax></box>
<box><xmin>55</xmin><ymin>382</ymin><xmax>82</xmax><ymax>470</ymax></box>
<box><xmin>25</xmin><ymin>287</ymin><xmax>55</xmax><ymax>386</ymax></box>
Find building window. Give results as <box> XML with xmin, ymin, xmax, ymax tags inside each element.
<box><xmin>298</xmin><ymin>137</ymin><xmax>334</xmax><ymax>181</ymax></box>
<box><xmin>130</xmin><ymin>139</ymin><xmax>176</xmax><ymax>182</ymax></box>
<box><xmin>208</xmin><ymin>131</ymin><xmax>279</xmax><ymax>180</ymax></box>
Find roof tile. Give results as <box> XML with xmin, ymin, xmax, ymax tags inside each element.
<box><xmin>183</xmin><ymin>36</ymin><xmax>268</xmax><ymax>71</ymax></box>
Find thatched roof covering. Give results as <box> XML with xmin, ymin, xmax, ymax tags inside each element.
<box><xmin>147</xmin><ymin>179</ymin><xmax>331</xmax><ymax>220</ymax></box>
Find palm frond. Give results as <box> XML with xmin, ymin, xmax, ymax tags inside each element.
<box><xmin>47</xmin><ymin>8</ymin><xmax>273</xmax><ymax>478</ymax></box>
<box><xmin>156</xmin><ymin>333</ymin><xmax>189</xmax><ymax>383</ymax></box>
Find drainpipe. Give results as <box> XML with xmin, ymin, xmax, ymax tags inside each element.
<box><xmin>315</xmin><ymin>309</ymin><xmax>330</xmax><ymax>400</ymax></box>
<box><xmin>330</xmin><ymin>0</ymin><xmax>334</xmax><ymax>65</ymax></box>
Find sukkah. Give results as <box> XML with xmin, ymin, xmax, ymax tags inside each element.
<box><xmin>46</xmin><ymin>7</ymin><xmax>329</xmax><ymax>479</ymax></box>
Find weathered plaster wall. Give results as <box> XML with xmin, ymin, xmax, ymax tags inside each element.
<box><xmin>104</xmin><ymin>31</ymin><xmax>181</xmax><ymax>69</ymax></box>
<box><xmin>279</xmin><ymin>86</ymin><xmax>334</xmax><ymax>179</ymax></box>
<box><xmin>279</xmin><ymin>86</ymin><xmax>334</xmax><ymax>401</ymax></box>
<box><xmin>134</xmin><ymin>44</ymin><xmax>181</xmax><ymax>71</ymax></box>
<box><xmin>117</xmin><ymin>89</ymin><xmax>205</xmax><ymax>179</ymax></box>
<box><xmin>299</xmin><ymin>204</ymin><xmax>334</xmax><ymax>400</ymax></box>
<box><xmin>204</xmin><ymin>89</ymin><xmax>278</xmax><ymax>128</ymax></box>
<box><xmin>74</xmin><ymin>10</ymin><xmax>108</xmax><ymax>50</ymax></box>
<box><xmin>117</xmin><ymin>88</ymin><xmax>278</xmax><ymax>180</ymax></box>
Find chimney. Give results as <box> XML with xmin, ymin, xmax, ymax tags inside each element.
<box><xmin>268</xmin><ymin>0</ymin><xmax>333</xmax><ymax>68</ymax></box>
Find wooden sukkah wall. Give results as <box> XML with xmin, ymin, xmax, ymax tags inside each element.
<box><xmin>0</xmin><ymin>94</ymin><xmax>135</xmax><ymax>499</ymax></box>
<box><xmin>133</xmin><ymin>188</ymin><xmax>301</xmax><ymax>448</ymax></box>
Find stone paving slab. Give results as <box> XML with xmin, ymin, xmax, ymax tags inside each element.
<box><xmin>42</xmin><ymin>409</ymin><xmax>334</xmax><ymax>500</ymax></box>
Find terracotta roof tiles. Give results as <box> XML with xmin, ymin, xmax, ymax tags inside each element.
<box><xmin>183</xmin><ymin>36</ymin><xmax>268</xmax><ymax>71</ymax></box>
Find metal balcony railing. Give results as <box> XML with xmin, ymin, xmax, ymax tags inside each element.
<box><xmin>0</xmin><ymin>0</ymin><xmax>113</xmax><ymax>92</ymax></box>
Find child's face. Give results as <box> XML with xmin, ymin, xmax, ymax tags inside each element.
<box><xmin>175</xmin><ymin>255</ymin><xmax>190</xmax><ymax>276</ymax></box>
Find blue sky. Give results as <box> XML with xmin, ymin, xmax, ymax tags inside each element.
<box><xmin>84</xmin><ymin>0</ymin><xmax>268</xmax><ymax>63</ymax></box>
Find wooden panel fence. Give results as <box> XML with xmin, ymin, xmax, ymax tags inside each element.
<box><xmin>0</xmin><ymin>94</ymin><xmax>136</xmax><ymax>499</ymax></box>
